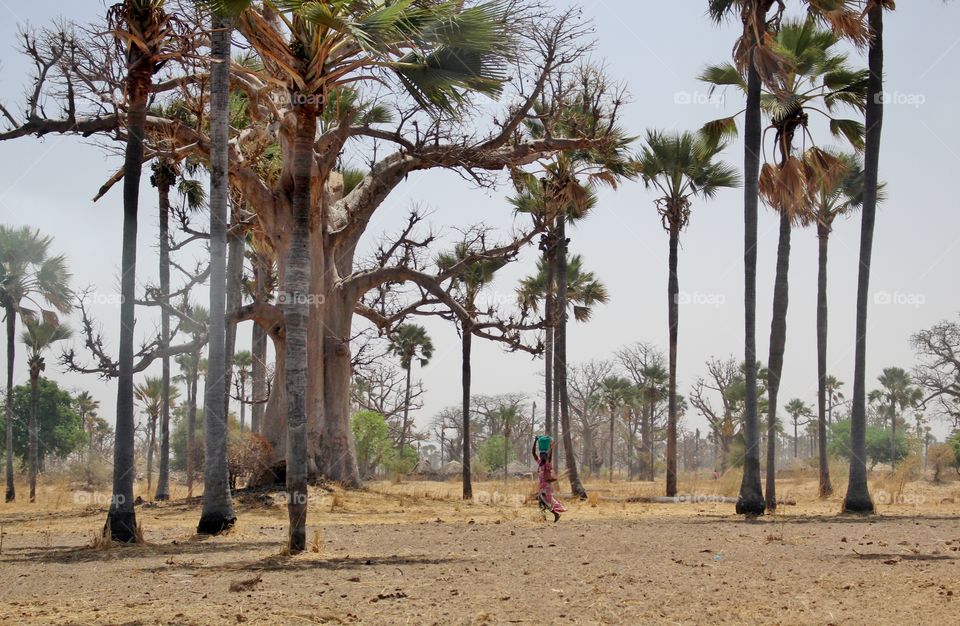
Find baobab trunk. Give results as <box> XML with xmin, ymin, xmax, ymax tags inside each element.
<box><xmin>198</xmin><ymin>13</ymin><xmax>237</xmax><ymax>536</ymax></box>
<box><xmin>666</xmin><ymin>226</ymin><xmax>679</xmax><ymax>496</ymax></box>
<box><xmin>765</xmin><ymin>210</ymin><xmax>792</xmax><ymax>512</ymax></box>
<box><xmin>251</xmin><ymin>320</ymin><xmax>267</xmax><ymax>434</ymax></box>
<box><xmin>816</xmin><ymin>228</ymin><xmax>833</xmax><ymax>496</ymax></box>
<box><xmin>844</xmin><ymin>2</ymin><xmax>883</xmax><ymax>515</ymax></box>
<box><xmin>318</xmin><ymin>291</ymin><xmax>360</xmax><ymax>486</ymax></box>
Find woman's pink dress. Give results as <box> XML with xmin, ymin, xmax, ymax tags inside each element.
<box><xmin>538</xmin><ymin>461</ymin><xmax>567</xmax><ymax>513</ymax></box>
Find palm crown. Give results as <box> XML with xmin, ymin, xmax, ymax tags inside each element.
<box><xmin>388</xmin><ymin>323</ymin><xmax>434</xmax><ymax>370</ymax></box>
<box><xmin>517</xmin><ymin>254</ymin><xmax>609</xmax><ymax>323</ymax></box>
<box><xmin>0</xmin><ymin>226</ymin><xmax>72</xmax><ymax>324</ymax></box>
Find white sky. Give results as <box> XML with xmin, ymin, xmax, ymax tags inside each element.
<box><xmin>1</xmin><ymin>1</ymin><xmax>959</xmax><ymax>443</ymax></box>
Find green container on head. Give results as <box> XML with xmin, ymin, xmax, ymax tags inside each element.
<box><xmin>536</xmin><ymin>435</ymin><xmax>552</xmax><ymax>454</ymax></box>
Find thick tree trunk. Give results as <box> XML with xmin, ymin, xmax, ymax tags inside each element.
<box><xmin>250</xmin><ymin>255</ymin><xmax>269</xmax><ymax>434</ymax></box>
<box><xmin>666</xmin><ymin>227</ymin><xmax>679</xmax><ymax>496</ymax></box>
<box><xmin>737</xmin><ymin>55</ymin><xmax>765</xmax><ymax>516</ymax></box>
<box><xmin>223</xmin><ymin>220</ymin><xmax>245</xmax><ymax>423</ymax></box>
<box><xmin>28</xmin><ymin>372</ymin><xmax>38</xmax><ymax>502</ymax></box>
<box><xmin>251</xmin><ymin>320</ymin><xmax>267</xmax><ymax>434</ymax></box>
<box><xmin>107</xmin><ymin>56</ymin><xmax>151</xmax><ymax>543</ymax></box>
<box><xmin>5</xmin><ymin>305</ymin><xmax>15</xmax><ymax>502</ymax></box>
<box><xmin>462</xmin><ymin>326</ymin><xmax>473</xmax><ymax>499</ymax></box>
<box><xmin>844</xmin><ymin>3</ymin><xmax>883</xmax><ymax>515</ymax></box>
<box><xmin>284</xmin><ymin>101</ymin><xmax>320</xmax><ymax>553</ymax></box>
<box><xmin>765</xmin><ymin>210</ymin><xmax>791</xmax><ymax>511</ymax></box>
<box><xmin>554</xmin><ymin>217</ymin><xmax>586</xmax><ymax>499</ymax></box>
<box><xmin>816</xmin><ymin>230</ymin><xmax>833</xmax><ymax>497</ymax></box>
<box><xmin>156</xmin><ymin>164</ymin><xmax>172</xmax><ymax>501</ymax></box>
<box><xmin>198</xmin><ymin>13</ymin><xmax>237</xmax><ymax>536</ymax></box>
<box><xmin>318</xmin><ymin>293</ymin><xmax>359</xmax><ymax>486</ymax></box>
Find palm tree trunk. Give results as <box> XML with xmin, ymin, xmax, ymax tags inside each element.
<box><xmin>543</xmin><ymin>249</ymin><xmax>554</xmax><ymax>438</ymax></box>
<box><xmin>198</xmin><ymin>12</ymin><xmax>237</xmax><ymax>536</ymax></box>
<box><xmin>156</xmin><ymin>164</ymin><xmax>172</xmax><ymax>501</ymax></box>
<box><xmin>147</xmin><ymin>415</ymin><xmax>155</xmax><ymax>496</ymax></box>
<box><xmin>239</xmin><ymin>371</ymin><xmax>246</xmax><ymax>432</ymax></box>
<box><xmin>5</xmin><ymin>304</ymin><xmax>15</xmax><ymax>502</ymax></box>
<box><xmin>666</xmin><ymin>226</ymin><xmax>680</xmax><ymax>496</ymax></box>
<box><xmin>186</xmin><ymin>361</ymin><xmax>197</xmax><ymax>497</ymax></box>
<box><xmin>816</xmin><ymin>229</ymin><xmax>833</xmax><ymax>497</ymax></box>
<box><xmin>400</xmin><ymin>364</ymin><xmax>412</xmax><ymax>459</ymax></box>
<box><xmin>844</xmin><ymin>2</ymin><xmax>883</xmax><ymax>514</ymax></box>
<box><xmin>107</xmin><ymin>48</ymin><xmax>152</xmax><ymax>543</ymax></box>
<box><xmin>28</xmin><ymin>371</ymin><xmax>38</xmax><ymax>502</ymax></box>
<box><xmin>608</xmin><ymin>409</ymin><xmax>615</xmax><ymax>482</ymax></box>
<box><xmin>890</xmin><ymin>407</ymin><xmax>897</xmax><ymax>467</ymax></box>
<box><xmin>736</xmin><ymin>54</ymin><xmax>765</xmax><ymax>516</ymax></box>
<box><xmin>461</xmin><ymin>325</ymin><xmax>472</xmax><ymax>499</ymax></box>
<box><xmin>554</xmin><ymin>216</ymin><xmax>586</xmax><ymax>499</ymax></box>
<box><xmin>765</xmin><ymin>210</ymin><xmax>792</xmax><ymax>511</ymax></box>
<box><xmin>284</xmin><ymin>100</ymin><xmax>320</xmax><ymax>553</ymax></box>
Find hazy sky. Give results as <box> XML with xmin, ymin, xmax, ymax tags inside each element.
<box><xmin>1</xmin><ymin>1</ymin><xmax>959</xmax><ymax>444</ymax></box>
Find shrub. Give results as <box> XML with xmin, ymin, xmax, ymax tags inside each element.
<box><xmin>928</xmin><ymin>444</ymin><xmax>956</xmax><ymax>483</ymax></box>
<box><xmin>228</xmin><ymin>431</ymin><xmax>272</xmax><ymax>490</ymax></box>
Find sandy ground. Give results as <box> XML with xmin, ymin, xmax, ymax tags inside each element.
<box><xmin>2</xmin><ymin>471</ymin><xmax>960</xmax><ymax>625</ymax></box>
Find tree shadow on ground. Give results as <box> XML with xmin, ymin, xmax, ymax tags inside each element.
<box><xmin>1</xmin><ymin>537</ymin><xmax>279</xmax><ymax>564</ymax></box>
<box><xmin>145</xmin><ymin>553</ymin><xmax>470</xmax><ymax>574</ymax></box>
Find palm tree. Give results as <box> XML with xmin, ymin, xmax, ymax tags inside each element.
<box><xmin>150</xmin><ymin>155</ymin><xmax>205</xmax><ymax>502</ymax></box>
<box><xmin>74</xmin><ymin>391</ymin><xmax>100</xmax><ymax>459</ymax></box>
<box><xmin>232</xmin><ymin>350</ymin><xmax>252</xmax><ymax>432</ymax></box>
<box><xmin>388</xmin><ymin>324</ymin><xmax>434</xmax><ymax>462</ymax></box>
<box><xmin>196</xmin><ymin>0</ymin><xmax>253</xmax><ymax>538</ymax></box>
<box><xmin>703</xmin><ymin>16</ymin><xmax>868</xmax><ymax>511</ymax></box>
<box><xmin>236</xmin><ymin>0</ymin><xmax>511</xmax><ymax>554</ymax></box>
<box><xmin>825</xmin><ymin>375</ymin><xmax>844</xmax><ymax>425</ymax></box>
<box><xmin>844</xmin><ymin>0</ymin><xmax>895</xmax><ymax>516</ymax></box>
<box><xmin>0</xmin><ymin>225</ymin><xmax>71</xmax><ymax>502</ymax></box>
<box><xmin>875</xmin><ymin>367</ymin><xmax>922</xmax><ymax>467</ymax></box>
<box><xmin>634</xmin><ymin>129</ymin><xmax>740</xmax><ymax>495</ymax></box>
<box><xmin>104</xmin><ymin>0</ymin><xmax>178</xmax><ymax>542</ymax></box>
<box><xmin>803</xmin><ymin>151</ymin><xmax>867</xmax><ymax>497</ymax></box>
<box><xmin>437</xmin><ymin>243</ymin><xmax>505</xmax><ymax>500</ymax></box>
<box><xmin>706</xmin><ymin>0</ymin><xmax>785</xmax><ymax>517</ymax></box>
<box><xmin>784</xmin><ymin>399</ymin><xmax>812</xmax><ymax>459</ymax></box>
<box><xmin>177</xmin><ymin>304</ymin><xmax>207</xmax><ymax>498</ymax></box>
<box><xmin>20</xmin><ymin>320</ymin><xmax>71</xmax><ymax>502</ymax></box>
<box><xmin>496</xmin><ymin>405</ymin><xmax>520</xmax><ymax>481</ymax></box>
<box><xmin>134</xmin><ymin>377</ymin><xmax>180</xmax><ymax>497</ymax></box>
<box><xmin>518</xmin><ymin>251</ymin><xmax>609</xmax><ymax>442</ymax></box>
<box><xmin>599</xmin><ymin>376</ymin><xmax>633</xmax><ymax>482</ymax></box>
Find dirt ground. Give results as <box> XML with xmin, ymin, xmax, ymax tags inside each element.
<box><xmin>2</xmin><ymin>471</ymin><xmax>959</xmax><ymax>625</ymax></box>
